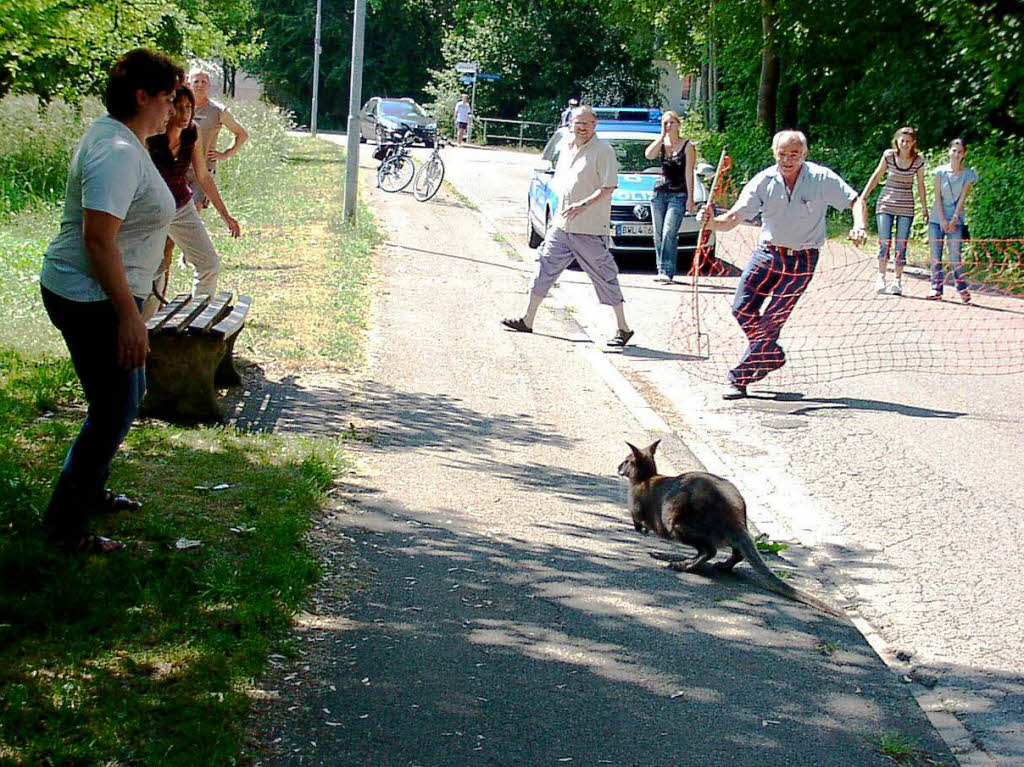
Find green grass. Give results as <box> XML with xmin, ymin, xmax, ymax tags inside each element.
<box><xmin>0</xmin><ymin>128</ymin><xmax>378</xmax><ymax>764</ymax></box>
<box><xmin>871</xmin><ymin>731</ymin><xmax>919</xmax><ymax>764</ymax></box>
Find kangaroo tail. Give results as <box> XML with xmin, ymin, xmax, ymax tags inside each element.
<box><xmin>731</xmin><ymin>532</ymin><xmax>842</xmax><ymax>617</ymax></box>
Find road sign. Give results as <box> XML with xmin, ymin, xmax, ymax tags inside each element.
<box><xmin>455</xmin><ymin>61</ymin><xmax>478</xmax><ymax>73</ymax></box>
<box><xmin>477</xmin><ymin>72</ymin><xmax>501</xmax><ymax>82</ymax></box>
<box><xmin>458</xmin><ymin>75</ymin><xmax>475</xmax><ymax>85</ymax></box>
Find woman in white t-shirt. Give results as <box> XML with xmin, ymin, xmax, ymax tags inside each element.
<box><xmin>38</xmin><ymin>48</ymin><xmax>179</xmax><ymax>553</ymax></box>
<box><xmin>927</xmin><ymin>138</ymin><xmax>978</xmax><ymax>303</ymax></box>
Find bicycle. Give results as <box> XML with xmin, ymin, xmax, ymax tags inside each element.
<box><xmin>412</xmin><ymin>138</ymin><xmax>446</xmax><ymax>202</ymax></box>
<box><xmin>376</xmin><ymin>130</ymin><xmax>417</xmax><ymax>193</ymax></box>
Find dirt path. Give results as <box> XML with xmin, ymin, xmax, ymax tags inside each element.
<box><xmin>246</xmin><ymin>138</ymin><xmax>955</xmax><ymax>766</ymax></box>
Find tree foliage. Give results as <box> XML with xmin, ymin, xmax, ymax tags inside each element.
<box><xmin>425</xmin><ymin>0</ymin><xmax>660</xmax><ymax>125</ymax></box>
<box><xmin>0</xmin><ymin>0</ymin><xmax>262</xmax><ymax>101</ymax></box>
<box><xmin>248</xmin><ymin>0</ymin><xmax>456</xmax><ymax>129</ymax></box>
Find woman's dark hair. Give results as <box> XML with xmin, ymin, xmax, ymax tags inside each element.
<box><xmin>174</xmin><ymin>84</ymin><xmax>195</xmax><ymax>116</ymax></box>
<box><xmin>949</xmin><ymin>137</ymin><xmax>967</xmax><ymax>151</ymax></box>
<box><xmin>891</xmin><ymin>126</ymin><xmax>918</xmax><ymax>160</ymax></box>
<box><xmin>104</xmin><ymin>48</ymin><xmax>182</xmax><ymax>120</ymax></box>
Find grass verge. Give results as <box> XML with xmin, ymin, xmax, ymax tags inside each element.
<box><xmin>0</xmin><ymin>135</ymin><xmax>375</xmax><ymax>764</ymax></box>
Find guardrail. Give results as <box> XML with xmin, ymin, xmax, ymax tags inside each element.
<box><xmin>477</xmin><ymin>117</ymin><xmax>556</xmax><ymax>147</ymax></box>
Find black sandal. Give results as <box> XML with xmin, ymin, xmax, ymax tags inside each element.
<box><xmin>76</xmin><ymin>535</ymin><xmax>125</xmax><ymax>554</ymax></box>
<box><xmin>500</xmin><ymin>317</ymin><xmax>533</xmax><ymax>333</ymax></box>
<box><xmin>99</xmin><ymin>489</ymin><xmax>142</xmax><ymax>513</ymax></box>
<box><xmin>51</xmin><ymin>533</ymin><xmax>125</xmax><ymax>554</ymax></box>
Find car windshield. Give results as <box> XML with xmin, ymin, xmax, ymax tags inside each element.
<box><xmin>606</xmin><ymin>138</ymin><xmax>660</xmax><ymax>173</ymax></box>
<box><xmin>381</xmin><ymin>100</ymin><xmax>426</xmax><ymax>118</ymax></box>
<box><xmin>594</xmin><ymin>108</ymin><xmax>656</xmax><ymax>122</ymax></box>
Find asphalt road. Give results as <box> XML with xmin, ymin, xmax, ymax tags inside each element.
<box><xmin>430</xmin><ymin>140</ymin><xmax>1024</xmax><ymax>767</ymax></box>
<box><xmin>245</xmin><ymin>134</ymin><xmax>969</xmax><ymax>767</ymax></box>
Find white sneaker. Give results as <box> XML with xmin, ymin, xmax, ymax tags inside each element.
<box><xmin>875</xmin><ymin>274</ymin><xmax>887</xmax><ymax>294</ymax></box>
<box><xmin>890</xmin><ymin>279</ymin><xmax>903</xmax><ymax>296</ymax></box>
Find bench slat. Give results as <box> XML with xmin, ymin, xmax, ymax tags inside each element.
<box><xmin>146</xmin><ymin>293</ymin><xmax>191</xmax><ymax>332</ymax></box>
<box><xmin>162</xmin><ymin>295</ymin><xmax>212</xmax><ymax>335</ymax></box>
<box><xmin>186</xmin><ymin>291</ymin><xmax>233</xmax><ymax>335</ymax></box>
<box><xmin>210</xmin><ymin>294</ymin><xmax>252</xmax><ymax>339</ymax></box>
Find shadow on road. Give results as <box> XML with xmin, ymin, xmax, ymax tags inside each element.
<box><xmin>250</xmin><ymin>492</ymin><xmax>959</xmax><ymax>767</ymax></box>
<box><xmin>743</xmin><ymin>392</ymin><xmax>967</xmax><ymax>419</ymax></box>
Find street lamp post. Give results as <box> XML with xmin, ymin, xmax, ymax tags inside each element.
<box><xmin>343</xmin><ymin>0</ymin><xmax>366</xmax><ymax>223</ymax></box>
<box><xmin>311</xmin><ymin>0</ymin><xmax>323</xmax><ymax>137</ymax></box>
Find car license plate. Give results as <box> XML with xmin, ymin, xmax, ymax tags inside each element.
<box><xmin>616</xmin><ymin>223</ymin><xmax>652</xmax><ymax>236</ymax></box>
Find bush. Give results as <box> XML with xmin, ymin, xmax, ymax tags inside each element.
<box><xmin>208</xmin><ymin>99</ymin><xmax>296</xmax><ymax>218</ymax></box>
<box><xmin>966</xmin><ymin>136</ymin><xmax>1024</xmax><ymax>239</ymax></box>
<box><xmin>0</xmin><ymin>95</ymin><xmax>296</xmax><ymax>221</ymax></box>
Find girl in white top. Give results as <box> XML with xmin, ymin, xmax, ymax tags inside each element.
<box><xmin>927</xmin><ymin>138</ymin><xmax>977</xmax><ymax>303</ymax></box>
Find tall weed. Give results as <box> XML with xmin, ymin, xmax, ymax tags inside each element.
<box><xmin>208</xmin><ymin>99</ymin><xmax>297</xmax><ymax>218</ymax></box>
<box><xmin>0</xmin><ymin>96</ymin><xmax>106</xmax><ymax>215</ymax></box>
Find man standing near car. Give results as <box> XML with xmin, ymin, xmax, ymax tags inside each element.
<box><xmin>697</xmin><ymin>130</ymin><xmax>868</xmax><ymax>399</ymax></box>
<box><xmin>501</xmin><ymin>106</ymin><xmax>634</xmax><ymax>347</ymax></box>
<box><xmin>187</xmin><ymin>68</ymin><xmax>248</xmax><ymax>209</ymax></box>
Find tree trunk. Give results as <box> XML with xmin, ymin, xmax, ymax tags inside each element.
<box><xmin>756</xmin><ymin>0</ymin><xmax>780</xmax><ymax>133</ymax></box>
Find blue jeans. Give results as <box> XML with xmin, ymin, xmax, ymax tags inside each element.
<box><xmin>928</xmin><ymin>221</ymin><xmax>968</xmax><ymax>293</ymax></box>
<box><xmin>729</xmin><ymin>246</ymin><xmax>819</xmax><ymax>386</ymax></box>
<box><xmin>41</xmin><ymin>287</ymin><xmax>146</xmax><ymax>539</ymax></box>
<box><xmin>650</xmin><ymin>190</ymin><xmax>688</xmax><ymax>278</ymax></box>
<box><xmin>877</xmin><ymin>212</ymin><xmax>913</xmax><ymax>268</ymax></box>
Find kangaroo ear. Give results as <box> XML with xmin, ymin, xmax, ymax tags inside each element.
<box><xmin>647</xmin><ymin>439</ymin><xmax>661</xmax><ymax>455</ymax></box>
<box><xmin>626</xmin><ymin>441</ymin><xmax>642</xmax><ymax>458</ymax></box>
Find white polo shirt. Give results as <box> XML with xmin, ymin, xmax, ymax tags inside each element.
<box><xmin>551</xmin><ymin>135</ymin><xmax>618</xmax><ymax>235</ymax></box>
<box><xmin>731</xmin><ymin>160</ymin><xmax>858</xmax><ymax>250</ymax></box>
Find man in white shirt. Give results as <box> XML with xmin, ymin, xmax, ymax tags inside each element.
<box><xmin>502</xmin><ymin>106</ymin><xmax>634</xmax><ymax>346</ymax></box>
<box><xmin>453</xmin><ymin>94</ymin><xmax>472</xmax><ymax>146</ymax></box>
<box><xmin>699</xmin><ymin>130</ymin><xmax>868</xmax><ymax>398</ymax></box>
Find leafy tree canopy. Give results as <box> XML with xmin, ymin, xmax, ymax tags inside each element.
<box><xmin>1</xmin><ymin>0</ymin><xmax>261</xmax><ymax>100</ymax></box>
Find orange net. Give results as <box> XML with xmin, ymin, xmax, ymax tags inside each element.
<box><xmin>671</xmin><ymin>152</ymin><xmax>1024</xmax><ymax>385</ymax></box>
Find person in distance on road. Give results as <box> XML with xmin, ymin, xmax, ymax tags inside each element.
<box><xmin>698</xmin><ymin>130</ymin><xmax>868</xmax><ymax>400</ymax></box>
<box><xmin>453</xmin><ymin>94</ymin><xmax>472</xmax><ymax>146</ymax></box>
<box><xmin>560</xmin><ymin>98</ymin><xmax>579</xmax><ymax>127</ymax></box>
<box><xmin>501</xmin><ymin>106</ymin><xmax>634</xmax><ymax>347</ymax></box>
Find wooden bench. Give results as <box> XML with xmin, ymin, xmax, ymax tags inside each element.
<box><xmin>140</xmin><ymin>291</ymin><xmax>252</xmax><ymax>423</ymax></box>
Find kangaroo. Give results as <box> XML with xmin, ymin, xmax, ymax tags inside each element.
<box><xmin>618</xmin><ymin>440</ymin><xmax>840</xmax><ymax>617</ymax></box>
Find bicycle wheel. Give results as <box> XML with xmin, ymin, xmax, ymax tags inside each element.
<box><xmin>412</xmin><ymin>155</ymin><xmax>445</xmax><ymax>202</ymax></box>
<box><xmin>377</xmin><ymin>155</ymin><xmax>415</xmax><ymax>193</ymax></box>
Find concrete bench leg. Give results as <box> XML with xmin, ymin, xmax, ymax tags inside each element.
<box><xmin>214</xmin><ymin>331</ymin><xmax>243</xmax><ymax>388</ymax></box>
<box><xmin>142</xmin><ymin>335</ymin><xmax>227</xmax><ymax>423</ymax></box>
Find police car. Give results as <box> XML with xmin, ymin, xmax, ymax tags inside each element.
<box><xmin>527</xmin><ymin>115</ymin><xmax>716</xmax><ymax>269</ymax></box>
